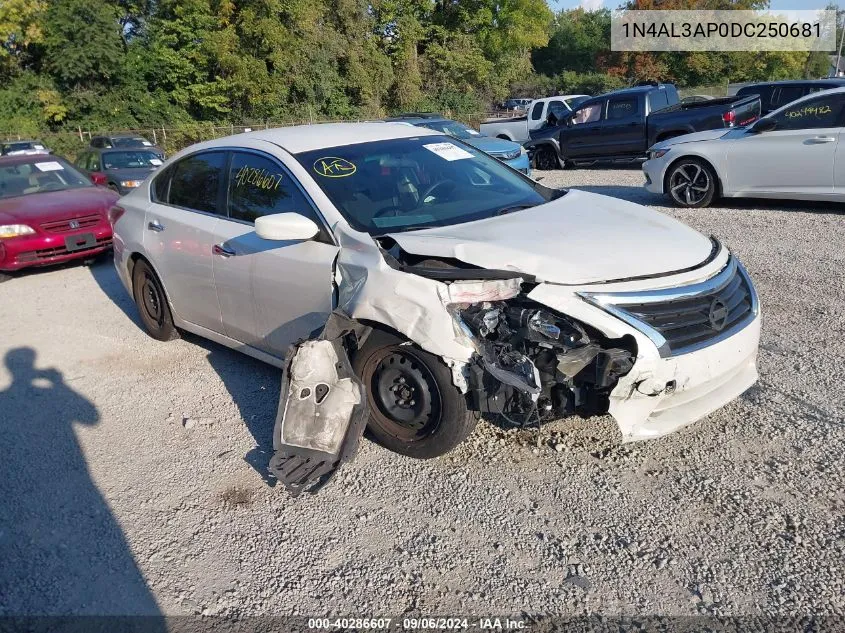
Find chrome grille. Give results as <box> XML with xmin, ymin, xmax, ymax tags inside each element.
<box><xmin>41</xmin><ymin>214</ymin><xmax>102</xmax><ymax>233</ymax></box>
<box><xmin>580</xmin><ymin>256</ymin><xmax>758</xmax><ymax>358</ymax></box>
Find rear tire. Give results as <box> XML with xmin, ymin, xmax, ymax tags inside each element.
<box><xmin>353</xmin><ymin>331</ymin><xmax>476</xmax><ymax>459</ymax></box>
<box><xmin>132</xmin><ymin>259</ymin><xmax>180</xmax><ymax>341</ymax></box>
<box><xmin>666</xmin><ymin>158</ymin><xmax>717</xmax><ymax>208</ymax></box>
<box><xmin>534</xmin><ymin>146</ymin><xmax>561</xmax><ymax>170</ymax></box>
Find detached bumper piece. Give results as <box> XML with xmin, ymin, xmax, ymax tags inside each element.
<box><xmin>269</xmin><ymin>313</ymin><xmax>371</xmax><ymax>496</ymax></box>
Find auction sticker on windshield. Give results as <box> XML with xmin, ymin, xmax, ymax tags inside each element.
<box><xmin>313</xmin><ymin>157</ymin><xmax>357</xmax><ymax>178</ymax></box>
<box><xmin>423</xmin><ymin>142</ymin><xmax>474</xmax><ymax>161</ymax></box>
<box><xmin>34</xmin><ymin>161</ymin><xmax>64</xmax><ymax>172</ymax></box>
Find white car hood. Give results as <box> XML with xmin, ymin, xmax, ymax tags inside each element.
<box><xmin>385</xmin><ymin>189</ymin><xmax>713</xmax><ymax>285</ymax></box>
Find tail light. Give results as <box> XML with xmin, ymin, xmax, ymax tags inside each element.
<box><xmin>722</xmin><ymin>110</ymin><xmax>736</xmax><ymax>126</ymax></box>
<box><xmin>108</xmin><ymin>205</ymin><xmax>126</xmax><ymax>226</ymax></box>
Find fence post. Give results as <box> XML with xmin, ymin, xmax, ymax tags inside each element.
<box><xmin>77</xmin><ymin>126</ymin><xmax>83</xmax><ymax>142</ymax></box>
<box><xmin>152</xmin><ymin>129</ymin><xmax>157</xmax><ymax>145</ymax></box>
<box><xmin>162</xmin><ymin>127</ymin><xmax>166</xmax><ymax>141</ymax></box>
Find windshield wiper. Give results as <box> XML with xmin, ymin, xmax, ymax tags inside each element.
<box><xmin>494</xmin><ymin>204</ymin><xmax>537</xmax><ymax>216</ymax></box>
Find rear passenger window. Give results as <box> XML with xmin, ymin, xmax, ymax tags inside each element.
<box><xmin>152</xmin><ymin>166</ymin><xmax>171</xmax><ymax>202</ymax></box>
<box><xmin>607</xmin><ymin>97</ymin><xmax>639</xmax><ymax>119</ymax></box>
<box><xmin>168</xmin><ymin>151</ymin><xmax>225</xmax><ymax>214</ymax></box>
<box><xmin>649</xmin><ymin>91</ymin><xmax>669</xmax><ymax>112</ymax></box>
<box><xmin>226</xmin><ymin>152</ymin><xmax>321</xmax><ymax>226</ymax></box>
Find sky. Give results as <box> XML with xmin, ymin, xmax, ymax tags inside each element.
<box><xmin>549</xmin><ymin>0</ymin><xmax>839</xmax><ymax>12</ymax></box>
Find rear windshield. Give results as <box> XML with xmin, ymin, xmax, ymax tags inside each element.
<box><xmin>112</xmin><ymin>137</ymin><xmax>154</xmax><ymax>148</ymax></box>
<box><xmin>0</xmin><ymin>158</ymin><xmax>91</xmax><ymax>199</ymax></box>
<box><xmin>2</xmin><ymin>142</ymin><xmax>45</xmax><ymax>154</ymax></box>
<box><xmin>296</xmin><ymin>135</ymin><xmax>556</xmax><ymax>235</ymax></box>
<box><xmin>102</xmin><ymin>151</ymin><xmax>163</xmax><ymax>169</ymax></box>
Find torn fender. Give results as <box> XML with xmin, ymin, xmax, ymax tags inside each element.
<box><xmin>269</xmin><ymin>312</ymin><xmax>371</xmax><ymax>496</ymax></box>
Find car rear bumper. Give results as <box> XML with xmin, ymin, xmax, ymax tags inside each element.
<box><xmin>0</xmin><ymin>226</ymin><xmax>113</xmax><ymax>272</ymax></box>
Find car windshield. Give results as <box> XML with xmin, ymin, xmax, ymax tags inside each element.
<box><xmin>296</xmin><ymin>135</ymin><xmax>556</xmax><ymax>235</ymax></box>
<box><xmin>2</xmin><ymin>142</ymin><xmax>45</xmax><ymax>154</ymax></box>
<box><xmin>102</xmin><ymin>150</ymin><xmax>162</xmax><ymax>170</ymax></box>
<box><xmin>0</xmin><ymin>158</ymin><xmax>91</xmax><ymax>199</ymax></box>
<box><xmin>566</xmin><ymin>96</ymin><xmax>590</xmax><ymax>109</ymax></box>
<box><xmin>419</xmin><ymin>120</ymin><xmax>480</xmax><ymax>140</ymax></box>
<box><xmin>112</xmin><ymin>137</ymin><xmax>153</xmax><ymax>148</ymax></box>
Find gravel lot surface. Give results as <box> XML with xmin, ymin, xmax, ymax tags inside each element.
<box><xmin>1</xmin><ymin>167</ymin><xmax>844</xmax><ymax>620</ymax></box>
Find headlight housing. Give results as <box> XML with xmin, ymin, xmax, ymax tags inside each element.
<box><xmin>0</xmin><ymin>224</ymin><xmax>36</xmax><ymax>238</ymax></box>
<box><xmin>648</xmin><ymin>148</ymin><xmax>670</xmax><ymax>160</ymax></box>
<box><xmin>120</xmin><ymin>180</ymin><xmax>142</xmax><ymax>188</ymax></box>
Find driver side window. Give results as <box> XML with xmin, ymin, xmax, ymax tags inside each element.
<box><xmin>772</xmin><ymin>94</ymin><xmax>844</xmax><ymax>131</ymax></box>
<box><xmin>571</xmin><ymin>102</ymin><xmax>603</xmax><ymax>125</ymax></box>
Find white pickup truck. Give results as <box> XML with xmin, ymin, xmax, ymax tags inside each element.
<box><xmin>480</xmin><ymin>95</ymin><xmax>589</xmax><ymax>142</ymax></box>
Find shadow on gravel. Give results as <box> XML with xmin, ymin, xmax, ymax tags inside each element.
<box><xmin>0</xmin><ymin>347</ymin><xmax>163</xmax><ymax>618</ymax></box>
<box><xmin>199</xmin><ymin>337</ymin><xmax>281</xmax><ymax>487</ymax></box>
<box><xmin>569</xmin><ymin>184</ymin><xmax>661</xmax><ymax>205</ymax></box>
<box><xmin>87</xmin><ymin>258</ymin><xmax>145</xmax><ymax>329</ymax></box>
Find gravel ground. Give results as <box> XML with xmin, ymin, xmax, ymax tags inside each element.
<box><xmin>1</xmin><ymin>167</ymin><xmax>844</xmax><ymax>620</ymax></box>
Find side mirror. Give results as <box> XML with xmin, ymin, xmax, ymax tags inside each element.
<box><xmin>255</xmin><ymin>213</ymin><xmax>319</xmax><ymax>241</ymax></box>
<box><xmin>750</xmin><ymin>118</ymin><xmax>776</xmax><ymax>133</ymax></box>
<box><xmin>90</xmin><ymin>172</ymin><xmax>108</xmax><ymax>186</ymax></box>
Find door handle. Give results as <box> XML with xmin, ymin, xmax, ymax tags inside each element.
<box><xmin>213</xmin><ymin>243</ymin><xmax>236</xmax><ymax>258</ymax></box>
<box><xmin>147</xmin><ymin>220</ymin><xmax>165</xmax><ymax>232</ymax></box>
<box><xmin>808</xmin><ymin>136</ymin><xmax>836</xmax><ymax>143</ymax></box>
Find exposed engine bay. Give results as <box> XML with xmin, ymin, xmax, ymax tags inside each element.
<box><xmin>457</xmin><ymin>298</ymin><xmax>636</xmax><ymax>427</ymax></box>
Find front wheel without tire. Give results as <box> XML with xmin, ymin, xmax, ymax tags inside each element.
<box><xmin>132</xmin><ymin>259</ymin><xmax>180</xmax><ymax>341</ymax></box>
<box><xmin>353</xmin><ymin>332</ymin><xmax>476</xmax><ymax>459</ymax></box>
<box><xmin>534</xmin><ymin>147</ymin><xmax>561</xmax><ymax>171</ymax></box>
<box><xmin>667</xmin><ymin>159</ymin><xmax>717</xmax><ymax>208</ymax></box>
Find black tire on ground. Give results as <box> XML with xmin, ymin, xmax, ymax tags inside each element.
<box><xmin>0</xmin><ymin>271</ymin><xmax>11</xmax><ymax>283</ymax></box>
<box><xmin>666</xmin><ymin>157</ymin><xmax>717</xmax><ymax>208</ymax></box>
<box><xmin>353</xmin><ymin>330</ymin><xmax>477</xmax><ymax>459</ymax></box>
<box><xmin>533</xmin><ymin>146</ymin><xmax>561</xmax><ymax>170</ymax></box>
<box><xmin>131</xmin><ymin>258</ymin><xmax>180</xmax><ymax>341</ymax></box>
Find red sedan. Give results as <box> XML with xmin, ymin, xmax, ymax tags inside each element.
<box><xmin>0</xmin><ymin>154</ymin><xmax>119</xmax><ymax>277</ymax></box>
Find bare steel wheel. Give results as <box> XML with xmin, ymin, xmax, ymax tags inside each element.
<box><xmin>353</xmin><ymin>331</ymin><xmax>476</xmax><ymax>459</ymax></box>
<box><xmin>534</xmin><ymin>146</ymin><xmax>560</xmax><ymax>171</ymax></box>
<box><xmin>667</xmin><ymin>159</ymin><xmax>716</xmax><ymax>208</ymax></box>
<box><xmin>132</xmin><ymin>259</ymin><xmax>179</xmax><ymax>341</ymax></box>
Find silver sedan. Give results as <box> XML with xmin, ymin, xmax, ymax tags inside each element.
<box><xmin>643</xmin><ymin>87</ymin><xmax>845</xmax><ymax>207</ymax></box>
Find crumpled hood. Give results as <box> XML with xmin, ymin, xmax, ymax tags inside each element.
<box><xmin>386</xmin><ymin>189</ymin><xmax>713</xmax><ymax>285</ymax></box>
<box><xmin>464</xmin><ymin>135</ymin><xmax>521</xmax><ymax>155</ymax></box>
<box><xmin>651</xmin><ymin>128</ymin><xmax>736</xmax><ymax>151</ymax></box>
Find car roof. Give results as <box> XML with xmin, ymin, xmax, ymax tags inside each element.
<box><xmin>0</xmin><ymin>154</ymin><xmax>64</xmax><ymax>167</ymax></box>
<box><xmin>201</xmin><ymin>121</ymin><xmax>440</xmax><ymax>154</ymax></box>
<box><xmin>739</xmin><ymin>79</ymin><xmax>845</xmax><ymax>89</ymax></box>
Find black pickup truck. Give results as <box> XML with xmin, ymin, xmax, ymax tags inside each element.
<box><xmin>525</xmin><ymin>83</ymin><xmax>761</xmax><ymax>169</ymax></box>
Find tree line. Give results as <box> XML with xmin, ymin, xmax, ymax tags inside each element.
<box><xmin>0</xmin><ymin>0</ymin><xmax>838</xmax><ymax>137</ymax></box>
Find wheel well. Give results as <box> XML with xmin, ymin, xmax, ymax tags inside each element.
<box><xmin>655</xmin><ymin>130</ymin><xmax>687</xmax><ymax>142</ymax></box>
<box><xmin>496</xmin><ymin>134</ymin><xmax>511</xmax><ymax>141</ymax></box>
<box><xmin>663</xmin><ymin>155</ymin><xmax>722</xmax><ymax>196</ymax></box>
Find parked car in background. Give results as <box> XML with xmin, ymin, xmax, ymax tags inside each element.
<box><xmin>387</xmin><ymin>114</ymin><xmax>530</xmax><ymax>175</ymax></box>
<box><xmin>501</xmin><ymin>98</ymin><xmax>532</xmax><ymax>111</ymax></box>
<box><xmin>90</xmin><ymin>134</ymin><xmax>164</xmax><ymax>156</ymax></box>
<box><xmin>0</xmin><ymin>154</ymin><xmax>118</xmax><ymax>279</ymax></box>
<box><xmin>643</xmin><ymin>87</ymin><xmax>845</xmax><ymax>207</ymax></box>
<box><xmin>111</xmin><ymin>122</ymin><xmax>760</xmax><ymax>495</ymax></box>
<box><xmin>479</xmin><ymin>95</ymin><xmax>590</xmax><ymax>142</ymax></box>
<box><xmin>1</xmin><ymin>140</ymin><xmax>51</xmax><ymax>156</ymax></box>
<box><xmin>75</xmin><ymin>147</ymin><xmax>164</xmax><ymax>195</ymax></box>
<box><xmin>524</xmin><ymin>83</ymin><xmax>760</xmax><ymax>170</ymax></box>
<box><xmin>736</xmin><ymin>79</ymin><xmax>845</xmax><ymax>116</ymax></box>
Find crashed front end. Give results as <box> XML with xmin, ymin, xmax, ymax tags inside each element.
<box><xmin>271</xmin><ymin>230</ymin><xmax>760</xmax><ymax>494</ymax></box>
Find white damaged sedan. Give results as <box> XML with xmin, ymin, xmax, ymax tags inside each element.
<box><xmin>112</xmin><ymin>122</ymin><xmax>760</xmax><ymax>494</ymax></box>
